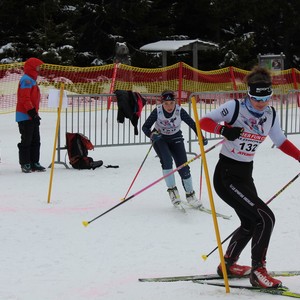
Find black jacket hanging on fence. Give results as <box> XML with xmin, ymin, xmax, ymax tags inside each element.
<box><xmin>115</xmin><ymin>90</ymin><xmax>146</xmax><ymax>135</ymax></box>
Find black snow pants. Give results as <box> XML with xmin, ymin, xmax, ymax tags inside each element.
<box><xmin>17</xmin><ymin>120</ymin><xmax>41</xmax><ymax>165</ymax></box>
<box><xmin>213</xmin><ymin>154</ymin><xmax>275</xmax><ymax>266</ymax></box>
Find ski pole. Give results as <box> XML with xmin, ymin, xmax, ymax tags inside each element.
<box><xmin>82</xmin><ymin>140</ymin><xmax>223</xmax><ymax>227</ymax></box>
<box><xmin>121</xmin><ymin>144</ymin><xmax>153</xmax><ymax>201</ymax></box>
<box><xmin>201</xmin><ymin>171</ymin><xmax>300</xmax><ymax>261</ymax></box>
<box><xmin>198</xmin><ymin>158</ymin><xmax>203</xmax><ymax>201</ymax></box>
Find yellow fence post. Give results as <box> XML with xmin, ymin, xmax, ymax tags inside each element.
<box><xmin>191</xmin><ymin>95</ymin><xmax>230</xmax><ymax>293</ymax></box>
<box><xmin>47</xmin><ymin>83</ymin><xmax>65</xmax><ymax>204</ymax></box>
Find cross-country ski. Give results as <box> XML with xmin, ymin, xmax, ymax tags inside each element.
<box><xmin>181</xmin><ymin>202</ymin><xmax>232</xmax><ymax>219</ymax></box>
<box><xmin>139</xmin><ymin>270</ymin><xmax>300</xmax><ymax>282</ymax></box>
<box><xmin>193</xmin><ymin>281</ymin><xmax>300</xmax><ymax>298</ymax></box>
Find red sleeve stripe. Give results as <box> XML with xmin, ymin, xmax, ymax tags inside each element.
<box><xmin>200</xmin><ymin>117</ymin><xmax>222</xmax><ymax>134</ymax></box>
<box><xmin>278</xmin><ymin>139</ymin><xmax>300</xmax><ymax>161</ymax></box>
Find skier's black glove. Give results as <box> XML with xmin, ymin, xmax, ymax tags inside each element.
<box><xmin>202</xmin><ymin>136</ymin><xmax>208</xmax><ymax>146</ymax></box>
<box><xmin>220</xmin><ymin>126</ymin><xmax>244</xmax><ymax>141</ymax></box>
<box><xmin>150</xmin><ymin>132</ymin><xmax>162</xmax><ymax>143</ymax></box>
<box><xmin>27</xmin><ymin>108</ymin><xmax>41</xmax><ymax>125</ymax></box>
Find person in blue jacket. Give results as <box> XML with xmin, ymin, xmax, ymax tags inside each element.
<box><xmin>16</xmin><ymin>57</ymin><xmax>46</xmax><ymax>173</ymax></box>
<box><xmin>142</xmin><ymin>90</ymin><xmax>207</xmax><ymax>209</ymax></box>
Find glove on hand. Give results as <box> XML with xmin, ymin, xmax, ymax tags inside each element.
<box><xmin>202</xmin><ymin>137</ymin><xmax>208</xmax><ymax>146</ymax></box>
<box><xmin>27</xmin><ymin>108</ymin><xmax>41</xmax><ymax>125</ymax></box>
<box><xmin>150</xmin><ymin>132</ymin><xmax>162</xmax><ymax>143</ymax></box>
<box><xmin>220</xmin><ymin>126</ymin><xmax>244</xmax><ymax>141</ymax></box>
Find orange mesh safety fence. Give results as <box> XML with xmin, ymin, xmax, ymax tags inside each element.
<box><xmin>113</xmin><ymin>63</ymin><xmax>180</xmax><ymax>93</ymax></box>
<box><xmin>0</xmin><ymin>62</ymin><xmax>299</xmax><ymax>114</ymax></box>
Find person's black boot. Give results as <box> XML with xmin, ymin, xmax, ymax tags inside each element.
<box><xmin>90</xmin><ymin>160</ymin><xmax>103</xmax><ymax>170</ymax></box>
<box><xmin>31</xmin><ymin>162</ymin><xmax>46</xmax><ymax>172</ymax></box>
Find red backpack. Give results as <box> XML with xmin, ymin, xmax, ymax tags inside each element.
<box><xmin>66</xmin><ymin>132</ymin><xmax>97</xmax><ymax>169</ymax></box>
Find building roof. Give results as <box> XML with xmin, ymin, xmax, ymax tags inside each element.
<box><xmin>140</xmin><ymin>39</ymin><xmax>218</xmax><ymax>52</ymax></box>
<box><xmin>140</xmin><ymin>39</ymin><xmax>218</xmax><ymax>68</ymax></box>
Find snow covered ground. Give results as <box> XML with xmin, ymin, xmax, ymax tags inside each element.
<box><xmin>0</xmin><ymin>112</ymin><xmax>299</xmax><ymax>300</ymax></box>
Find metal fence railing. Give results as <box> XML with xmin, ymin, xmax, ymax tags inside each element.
<box><xmin>285</xmin><ymin>90</ymin><xmax>300</xmax><ymax>137</ymax></box>
<box><xmin>55</xmin><ymin>93</ymin><xmax>161</xmax><ymax>167</ymax></box>
<box><xmin>55</xmin><ymin>90</ymin><xmax>300</xmax><ymax>167</ymax></box>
